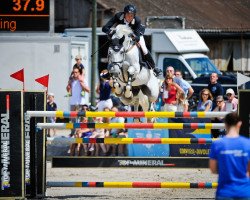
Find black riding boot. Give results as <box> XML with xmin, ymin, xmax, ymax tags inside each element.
<box><xmin>144</xmin><ymin>53</ymin><xmax>162</xmax><ymax>76</ymax></box>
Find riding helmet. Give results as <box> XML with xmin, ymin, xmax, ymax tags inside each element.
<box><xmin>124</xmin><ymin>4</ymin><xmax>136</xmax><ymax>15</ymax></box>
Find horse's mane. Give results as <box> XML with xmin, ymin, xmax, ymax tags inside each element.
<box><xmin>113</xmin><ymin>25</ymin><xmax>133</xmax><ymax>49</ymax></box>
<box><xmin>114</xmin><ymin>24</ymin><xmax>133</xmax><ymax>38</ymax></box>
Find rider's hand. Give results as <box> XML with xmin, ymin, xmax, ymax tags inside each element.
<box><xmin>129</xmin><ymin>33</ymin><xmax>139</xmax><ymax>42</ymax></box>
<box><xmin>107</xmin><ymin>30</ymin><xmax>116</xmax><ymax>40</ymax></box>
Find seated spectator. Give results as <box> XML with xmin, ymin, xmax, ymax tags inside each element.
<box><xmin>211</xmin><ymin>95</ymin><xmax>226</xmax><ymax>138</ymax></box>
<box><xmin>213</xmin><ymin>95</ymin><xmax>226</xmax><ymax>112</ymax></box>
<box><xmin>176</xmin><ymin>91</ymin><xmax>189</xmax><ymax>112</ymax></box>
<box><xmin>225</xmin><ymin>88</ymin><xmax>238</xmax><ymax>112</ymax></box>
<box><xmin>89</xmin><ymin>117</ymin><xmax>107</xmax><ymax>156</ymax></box>
<box><xmin>69</xmin><ymin>116</ymin><xmax>93</xmax><ymax>156</ymax></box>
<box><xmin>197</xmin><ymin>88</ymin><xmax>213</xmax><ymax>111</ymax></box>
<box><xmin>106</xmin><ymin>106</ymin><xmax>126</xmax><ymax>156</ymax></box>
<box><xmin>162</xmin><ymin>73</ymin><xmax>184</xmax><ymax>111</ymax></box>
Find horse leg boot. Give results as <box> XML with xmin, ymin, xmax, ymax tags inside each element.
<box><xmin>144</xmin><ymin>53</ymin><xmax>162</xmax><ymax>77</ymax></box>
<box><xmin>125</xmin><ymin>67</ymin><xmax>135</xmax><ymax>98</ymax></box>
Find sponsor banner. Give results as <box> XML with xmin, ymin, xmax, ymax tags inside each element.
<box><xmin>238</xmin><ymin>90</ymin><xmax>250</xmax><ymax>138</ymax></box>
<box><xmin>24</xmin><ymin>92</ymin><xmax>46</xmax><ymax>198</ymax></box>
<box><xmin>127</xmin><ymin>118</ymin><xmax>169</xmax><ymax>157</ymax></box>
<box><xmin>169</xmin><ymin>118</ymin><xmax>211</xmax><ymax>157</ymax></box>
<box><xmin>0</xmin><ymin>91</ymin><xmax>24</xmax><ymax>198</ymax></box>
<box><xmin>51</xmin><ymin>157</ymin><xmax>209</xmax><ymax>168</ymax></box>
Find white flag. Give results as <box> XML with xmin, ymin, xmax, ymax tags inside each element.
<box><xmin>237</xmin><ymin>72</ymin><xmax>250</xmax><ymax>87</ymax></box>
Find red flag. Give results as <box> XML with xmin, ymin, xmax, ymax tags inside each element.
<box><xmin>10</xmin><ymin>68</ymin><xmax>24</xmax><ymax>82</ymax></box>
<box><xmin>35</xmin><ymin>74</ymin><xmax>49</xmax><ymax>87</ymax></box>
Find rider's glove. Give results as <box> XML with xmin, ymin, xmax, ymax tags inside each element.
<box><xmin>129</xmin><ymin>33</ymin><xmax>140</xmax><ymax>42</ymax></box>
<box><xmin>107</xmin><ymin>30</ymin><xmax>116</xmax><ymax>40</ymax></box>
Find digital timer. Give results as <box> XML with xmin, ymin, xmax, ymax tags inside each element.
<box><xmin>0</xmin><ymin>0</ymin><xmax>50</xmax><ymax>32</ymax></box>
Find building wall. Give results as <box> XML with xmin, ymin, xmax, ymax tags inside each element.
<box><xmin>205</xmin><ymin>39</ymin><xmax>250</xmax><ymax>72</ymax></box>
<box><xmin>0</xmin><ymin>36</ymin><xmax>72</xmax><ymax>110</ymax></box>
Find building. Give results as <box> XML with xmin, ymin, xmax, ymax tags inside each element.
<box><xmin>54</xmin><ymin>0</ymin><xmax>250</xmax><ymax>72</ymax></box>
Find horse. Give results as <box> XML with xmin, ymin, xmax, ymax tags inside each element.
<box><xmin>107</xmin><ymin>25</ymin><xmax>159</xmax><ymax>114</ymax></box>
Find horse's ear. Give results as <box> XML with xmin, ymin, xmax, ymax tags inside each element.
<box><xmin>119</xmin><ymin>35</ymin><xmax>125</xmax><ymax>45</ymax></box>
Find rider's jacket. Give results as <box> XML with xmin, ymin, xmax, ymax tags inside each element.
<box><xmin>102</xmin><ymin>12</ymin><xmax>145</xmax><ymax>42</ymax></box>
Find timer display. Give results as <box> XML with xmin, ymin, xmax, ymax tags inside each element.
<box><xmin>0</xmin><ymin>0</ymin><xmax>50</xmax><ymax>32</ymax></box>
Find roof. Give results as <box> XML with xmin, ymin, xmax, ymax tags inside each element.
<box><xmin>97</xmin><ymin>0</ymin><xmax>250</xmax><ymax>32</ymax></box>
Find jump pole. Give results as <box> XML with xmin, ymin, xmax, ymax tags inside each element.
<box><xmin>47</xmin><ymin>137</ymin><xmax>216</xmax><ymax>144</ymax></box>
<box><xmin>47</xmin><ymin>181</ymin><xmax>218</xmax><ymax>189</ymax></box>
<box><xmin>27</xmin><ymin>111</ymin><xmax>229</xmax><ymax>118</ymax></box>
<box><xmin>37</xmin><ymin>122</ymin><xmax>225</xmax><ymax>129</ymax></box>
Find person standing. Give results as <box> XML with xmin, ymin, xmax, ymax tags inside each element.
<box><xmin>209</xmin><ymin>112</ymin><xmax>250</xmax><ymax>199</ymax></box>
<box><xmin>207</xmin><ymin>73</ymin><xmax>224</xmax><ymax>109</ymax></box>
<box><xmin>174</xmin><ymin>69</ymin><xmax>194</xmax><ymax>99</ymax></box>
<box><xmin>162</xmin><ymin>73</ymin><xmax>184</xmax><ymax>111</ymax></box>
<box><xmin>96</xmin><ymin>69</ymin><xmax>113</xmax><ymax>111</ymax></box>
<box><xmin>46</xmin><ymin>93</ymin><xmax>57</xmax><ymax>137</ymax></box>
<box><xmin>66</xmin><ymin>65</ymin><xmax>90</xmax><ymax>136</ymax></box>
<box><xmin>66</xmin><ymin>55</ymin><xmax>85</xmax><ymax>96</ymax></box>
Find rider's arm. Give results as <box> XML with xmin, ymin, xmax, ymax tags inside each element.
<box><xmin>132</xmin><ymin>16</ymin><xmax>142</xmax><ymax>42</ymax></box>
<box><xmin>102</xmin><ymin>13</ymin><xmax>121</xmax><ymax>34</ymax></box>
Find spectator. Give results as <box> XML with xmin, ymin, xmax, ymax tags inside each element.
<box><xmin>211</xmin><ymin>95</ymin><xmax>226</xmax><ymax>138</ymax></box>
<box><xmin>96</xmin><ymin>69</ymin><xmax>113</xmax><ymax>111</ymax></box>
<box><xmin>174</xmin><ymin>69</ymin><xmax>194</xmax><ymax>99</ymax></box>
<box><xmin>207</xmin><ymin>73</ymin><xmax>224</xmax><ymax>109</ymax></box>
<box><xmin>213</xmin><ymin>95</ymin><xmax>226</xmax><ymax>112</ymax></box>
<box><xmin>225</xmin><ymin>88</ymin><xmax>238</xmax><ymax>112</ymax></box>
<box><xmin>66</xmin><ymin>55</ymin><xmax>85</xmax><ymax>96</ymax></box>
<box><xmin>89</xmin><ymin>117</ymin><xmax>107</xmax><ymax>156</ymax></box>
<box><xmin>176</xmin><ymin>91</ymin><xmax>189</xmax><ymax>112</ymax></box>
<box><xmin>69</xmin><ymin>105</ymin><xmax>93</xmax><ymax>156</ymax></box>
<box><xmin>46</xmin><ymin>93</ymin><xmax>57</xmax><ymax>137</ymax></box>
<box><xmin>162</xmin><ymin>73</ymin><xmax>184</xmax><ymax>111</ymax></box>
<box><xmin>108</xmin><ymin>106</ymin><xmax>126</xmax><ymax>156</ymax></box>
<box><xmin>209</xmin><ymin>112</ymin><xmax>250</xmax><ymax>199</ymax></box>
<box><xmin>197</xmin><ymin>88</ymin><xmax>213</xmax><ymax>111</ymax></box>
<box><xmin>66</xmin><ymin>65</ymin><xmax>90</xmax><ymax>136</ymax></box>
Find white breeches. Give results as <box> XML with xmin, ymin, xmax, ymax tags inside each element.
<box><xmin>138</xmin><ymin>36</ymin><xmax>148</xmax><ymax>55</ymax></box>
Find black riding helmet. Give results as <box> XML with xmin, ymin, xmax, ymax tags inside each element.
<box><xmin>124</xmin><ymin>4</ymin><xmax>136</xmax><ymax>15</ymax></box>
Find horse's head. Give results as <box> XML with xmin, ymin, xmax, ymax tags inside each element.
<box><xmin>107</xmin><ymin>35</ymin><xmax>125</xmax><ymax>76</ymax></box>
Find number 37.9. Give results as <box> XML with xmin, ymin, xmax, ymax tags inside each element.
<box><xmin>13</xmin><ymin>0</ymin><xmax>45</xmax><ymax>12</ymax></box>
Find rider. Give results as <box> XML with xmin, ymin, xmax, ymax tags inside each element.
<box><xmin>102</xmin><ymin>4</ymin><xmax>162</xmax><ymax>77</ymax></box>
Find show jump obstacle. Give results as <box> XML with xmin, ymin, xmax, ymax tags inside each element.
<box><xmin>1</xmin><ymin>90</ymin><xmax>249</xmax><ymax>199</ymax></box>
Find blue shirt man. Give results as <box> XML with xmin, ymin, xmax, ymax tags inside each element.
<box><xmin>209</xmin><ymin>113</ymin><xmax>250</xmax><ymax>199</ymax></box>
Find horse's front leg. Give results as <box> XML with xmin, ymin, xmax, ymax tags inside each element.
<box><xmin>125</xmin><ymin>65</ymin><xmax>135</xmax><ymax>98</ymax></box>
<box><xmin>112</xmin><ymin>78</ymin><xmax>123</xmax><ymax>96</ymax></box>
<box><xmin>133</xmin><ymin>97</ymin><xmax>141</xmax><ymax>123</ymax></box>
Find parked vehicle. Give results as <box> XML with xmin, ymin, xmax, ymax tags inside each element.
<box><xmin>150</xmin><ymin>29</ymin><xmax>236</xmax><ymax>95</ymax></box>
